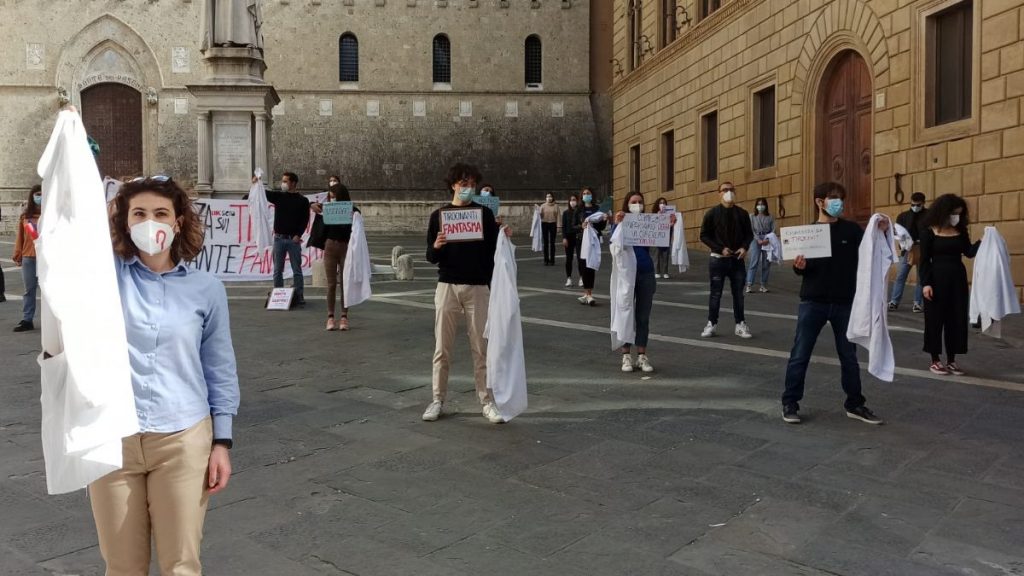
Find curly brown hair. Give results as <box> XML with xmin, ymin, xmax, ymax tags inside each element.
<box><xmin>110</xmin><ymin>177</ymin><xmax>205</xmax><ymax>263</ymax></box>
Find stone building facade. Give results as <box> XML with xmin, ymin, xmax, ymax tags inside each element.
<box><xmin>0</xmin><ymin>0</ymin><xmax>612</xmax><ymax>232</ymax></box>
<box><xmin>611</xmin><ymin>0</ymin><xmax>1024</xmax><ymax>298</ymax></box>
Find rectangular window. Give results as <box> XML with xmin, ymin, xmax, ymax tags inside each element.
<box><xmin>629</xmin><ymin>0</ymin><xmax>643</xmax><ymax>70</ymax></box>
<box><xmin>700</xmin><ymin>0</ymin><xmax>722</xmax><ymax>20</ymax></box>
<box><xmin>661</xmin><ymin>130</ymin><xmax>675</xmax><ymax>192</ymax></box>
<box><xmin>753</xmin><ymin>86</ymin><xmax>776</xmax><ymax>170</ymax></box>
<box><xmin>926</xmin><ymin>1</ymin><xmax>972</xmax><ymax>126</ymax></box>
<box><xmin>629</xmin><ymin>144</ymin><xmax>641</xmax><ymax>195</ymax></box>
<box><xmin>701</xmin><ymin>111</ymin><xmax>718</xmax><ymax>182</ymax></box>
<box><xmin>660</xmin><ymin>0</ymin><xmax>678</xmax><ymax>48</ymax></box>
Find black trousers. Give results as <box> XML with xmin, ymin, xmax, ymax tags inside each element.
<box><xmin>542</xmin><ymin>222</ymin><xmax>557</xmax><ymax>264</ymax></box>
<box><xmin>564</xmin><ymin>237</ymin><xmax>578</xmax><ymax>278</ymax></box>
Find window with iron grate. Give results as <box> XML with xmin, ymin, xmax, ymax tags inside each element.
<box><xmin>339</xmin><ymin>33</ymin><xmax>359</xmax><ymax>83</ymax></box>
<box><xmin>433</xmin><ymin>34</ymin><xmax>451</xmax><ymax>85</ymax></box>
<box><xmin>525</xmin><ymin>35</ymin><xmax>542</xmax><ymax>88</ymax></box>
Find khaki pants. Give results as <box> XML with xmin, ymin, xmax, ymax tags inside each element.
<box><xmin>432</xmin><ymin>283</ymin><xmax>493</xmax><ymax>405</ymax></box>
<box><xmin>323</xmin><ymin>239</ymin><xmax>348</xmax><ymax>316</ymax></box>
<box><xmin>90</xmin><ymin>418</ymin><xmax>212</xmax><ymax>576</ymax></box>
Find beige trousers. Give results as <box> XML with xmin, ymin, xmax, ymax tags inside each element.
<box><xmin>89</xmin><ymin>417</ymin><xmax>213</xmax><ymax>576</ymax></box>
<box><xmin>432</xmin><ymin>282</ymin><xmax>494</xmax><ymax>405</ymax></box>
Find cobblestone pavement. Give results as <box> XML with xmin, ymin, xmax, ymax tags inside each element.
<box><xmin>2</xmin><ymin>234</ymin><xmax>1023</xmax><ymax>575</ymax></box>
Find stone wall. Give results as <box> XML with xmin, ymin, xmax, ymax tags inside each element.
<box><xmin>611</xmin><ymin>0</ymin><xmax>1024</xmax><ymax>299</ymax></box>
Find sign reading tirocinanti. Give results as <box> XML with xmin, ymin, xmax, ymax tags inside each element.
<box><xmin>440</xmin><ymin>207</ymin><xmax>485</xmax><ymax>242</ymax></box>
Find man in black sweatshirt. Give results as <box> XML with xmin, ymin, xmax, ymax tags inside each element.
<box><xmin>782</xmin><ymin>181</ymin><xmax>883</xmax><ymax>426</ymax></box>
<box><xmin>699</xmin><ymin>182</ymin><xmax>755</xmax><ymax>339</ymax></box>
<box><xmin>422</xmin><ymin>163</ymin><xmax>504</xmax><ymax>424</ymax></box>
<box><xmin>266</xmin><ymin>171</ymin><xmax>310</xmax><ymax>305</ymax></box>
<box><xmin>888</xmin><ymin>191</ymin><xmax>928</xmax><ymax>312</ymax></box>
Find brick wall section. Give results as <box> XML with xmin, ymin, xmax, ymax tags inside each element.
<box><xmin>611</xmin><ymin>0</ymin><xmax>1024</xmax><ymax>301</ymax></box>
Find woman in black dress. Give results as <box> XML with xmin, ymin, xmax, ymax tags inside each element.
<box><xmin>920</xmin><ymin>194</ymin><xmax>980</xmax><ymax>376</ymax></box>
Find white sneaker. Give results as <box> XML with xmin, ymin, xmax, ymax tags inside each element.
<box><xmin>701</xmin><ymin>321</ymin><xmax>717</xmax><ymax>338</ymax></box>
<box><xmin>565</xmin><ymin>277</ymin><xmax>573</xmax><ymax>287</ymax></box>
<box><xmin>621</xmin><ymin>353</ymin><xmax>634</xmax><ymax>372</ymax></box>
<box><xmin>422</xmin><ymin>400</ymin><xmax>444</xmax><ymax>422</ymax></box>
<box><xmin>482</xmin><ymin>402</ymin><xmax>504</xmax><ymax>424</ymax></box>
<box><xmin>637</xmin><ymin>354</ymin><xmax>654</xmax><ymax>373</ymax></box>
<box><xmin>735</xmin><ymin>322</ymin><xmax>752</xmax><ymax>339</ymax></box>
<box><xmin>663</xmin><ymin>274</ymin><xmax>670</xmax><ymax>279</ymax></box>
<box><xmin>744</xmin><ymin>285</ymin><xmax>752</xmax><ymax>294</ymax></box>
<box><xmin>578</xmin><ymin>278</ymin><xmax>584</xmax><ymax>287</ymax></box>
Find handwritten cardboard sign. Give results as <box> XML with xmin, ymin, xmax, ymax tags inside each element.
<box><xmin>441</xmin><ymin>207</ymin><xmax>485</xmax><ymax>242</ymax></box>
<box><xmin>473</xmin><ymin>195</ymin><xmax>500</xmax><ymax>216</ymax></box>
<box><xmin>781</xmin><ymin>224</ymin><xmax>832</xmax><ymax>260</ymax></box>
<box><xmin>266</xmin><ymin>288</ymin><xmax>295</xmax><ymax>310</ymax></box>
<box><xmin>322</xmin><ymin>201</ymin><xmax>353</xmax><ymax>225</ymax></box>
<box><xmin>621</xmin><ymin>213</ymin><xmax>672</xmax><ymax>247</ymax></box>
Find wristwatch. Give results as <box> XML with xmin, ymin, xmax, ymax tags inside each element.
<box><xmin>213</xmin><ymin>439</ymin><xmax>233</xmax><ymax>450</ymax></box>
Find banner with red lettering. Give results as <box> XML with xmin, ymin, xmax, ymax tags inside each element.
<box><xmin>188</xmin><ymin>196</ymin><xmax>324</xmax><ymax>281</ymax></box>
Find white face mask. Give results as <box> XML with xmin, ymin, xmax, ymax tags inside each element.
<box><xmin>570</xmin><ymin>200</ymin><xmax>578</xmax><ymax>208</ymax></box>
<box><xmin>949</xmin><ymin>214</ymin><xmax>960</xmax><ymax>227</ymax></box>
<box><xmin>281</xmin><ymin>182</ymin><xmax>290</xmax><ymax>192</ymax></box>
<box><xmin>722</xmin><ymin>191</ymin><xmax>736</xmax><ymax>204</ymax></box>
<box><xmin>546</xmin><ymin>196</ymin><xmax>554</xmax><ymax>203</ymax></box>
<box><xmin>628</xmin><ymin>203</ymin><xmax>643</xmax><ymax>214</ymax></box>
<box><xmin>130</xmin><ymin>220</ymin><xmax>176</xmax><ymax>256</ymax></box>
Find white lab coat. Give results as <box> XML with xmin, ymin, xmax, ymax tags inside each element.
<box><xmin>764</xmin><ymin>232</ymin><xmax>783</xmax><ymax>264</ymax></box>
<box><xmin>846</xmin><ymin>213</ymin><xmax>897</xmax><ymax>382</ymax></box>
<box><xmin>248</xmin><ymin>170</ymin><xmax>274</xmax><ymax>251</ymax></box>
<box><xmin>581</xmin><ymin>212</ymin><xmax>607</xmax><ymax>271</ymax></box>
<box><xmin>36</xmin><ymin>111</ymin><xmax>138</xmax><ymax>494</ymax></box>
<box><xmin>670</xmin><ymin>215</ymin><xmax>689</xmax><ymax>272</ymax></box>
<box><xmin>343</xmin><ymin>212</ymin><xmax>372</xmax><ymax>308</ymax></box>
<box><xmin>485</xmin><ymin>230</ymin><xmax>528</xmax><ymax>421</ymax></box>
<box><xmin>969</xmin><ymin>226</ymin><xmax>1020</xmax><ymax>338</ymax></box>
<box><xmin>609</xmin><ymin>225</ymin><xmax>637</xmax><ymax>350</ymax></box>
<box><xmin>893</xmin><ymin>223</ymin><xmax>914</xmax><ymax>254</ymax></box>
<box><xmin>529</xmin><ymin>205</ymin><xmax>543</xmax><ymax>253</ymax></box>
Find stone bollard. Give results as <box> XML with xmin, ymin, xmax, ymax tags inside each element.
<box><xmin>395</xmin><ymin>254</ymin><xmax>415</xmax><ymax>280</ymax></box>
<box><xmin>311</xmin><ymin>260</ymin><xmax>327</xmax><ymax>287</ymax></box>
<box><xmin>391</xmin><ymin>245</ymin><xmax>405</xmax><ymax>269</ymax></box>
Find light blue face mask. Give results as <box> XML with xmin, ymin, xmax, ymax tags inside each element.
<box><xmin>582</xmin><ymin>194</ymin><xmax>593</xmax><ymax>204</ymax></box>
<box><xmin>824</xmin><ymin>198</ymin><xmax>844</xmax><ymax>217</ymax></box>
<box><xmin>33</xmin><ymin>195</ymin><xmax>42</xmax><ymax>205</ymax></box>
<box><xmin>458</xmin><ymin>187</ymin><xmax>475</xmax><ymax>202</ymax></box>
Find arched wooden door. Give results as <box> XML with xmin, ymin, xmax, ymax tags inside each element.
<box><xmin>816</xmin><ymin>50</ymin><xmax>872</xmax><ymax>224</ymax></box>
<box><xmin>81</xmin><ymin>83</ymin><xmax>143</xmax><ymax>179</ymax></box>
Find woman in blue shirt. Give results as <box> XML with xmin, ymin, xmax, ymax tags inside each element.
<box><xmin>91</xmin><ymin>176</ymin><xmax>240</xmax><ymax>575</ymax></box>
<box><xmin>612</xmin><ymin>193</ymin><xmax>665</xmax><ymax>373</ymax></box>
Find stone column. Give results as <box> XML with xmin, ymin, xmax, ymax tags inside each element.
<box><xmin>196</xmin><ymin>112</ymin><xmax>212</xmax><ymax>194</ymax></box>
<box><xmin>254</xmin><ymin>111</ymin><xmax>269</xmax><ymax>175</ymax></box>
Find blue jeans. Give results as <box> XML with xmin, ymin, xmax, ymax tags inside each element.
<box><xmin>745</xmin><ymin>240</ymin><xmax>771</xmax><ymax>286</ymax></box>
<box><xmin>782</xmin><ymin>301</ymin><xmax>865</xmax><ymax>411</ymax></box>
<box><xmin>889</xmin><ymin>255</ymin><xmax>922</xmax><ymax>306</ymax></box>
<box><xmin>627</xmin><ymin>271</ymin><xmax>657</xmax><ymax>348</ymax></box>
<box><xmin>708</xmin><ymin>256</ymin><xmax>745</xmax><ymax>324</ymax></box>
<box><xmin>272</xmin><ymin>236</ymin><xmax>304</xmax><ymax>299</ymax></box>
<box><xmin>21</xmin><ymin>256</ymin><xmax>37</xmax><ymax>323</ymax></box>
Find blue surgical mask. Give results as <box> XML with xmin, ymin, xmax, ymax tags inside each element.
<box><xmin>756</xmin><ymin>204</ymin><xmax>766</xmax><ymax>212</ymax></box>
<box><xmin>458</xmin><ymin>187</ymin><xmax>474</xmax><ymax>202</ymax></box>
<box><xmin>582</xmin><ymin>194</ymin><xmax>593</xmax><ymax>204</ymax></box>
<box><xmin>481</xmin><ymin>189</ymin><xmax>492</xmax><ymax>197</ymax></box>
<box><xmin>824</xmin><ymin>198</ymin><xmax>844</xmax><ymax>218</ymax></box>
<box><xmin>33</xmin><ymin>195</ymin><xmax>41</xmax><ymax>205</ymax></box>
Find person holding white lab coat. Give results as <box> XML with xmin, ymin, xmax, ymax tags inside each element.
<box><xmin>92</xmin><ymin>176</ymin><xmax>240</xmax><ymax>575</ymax></box>
<box><xmin>574</xmin><ymin>187</ymin><xmax>606</xmax><ymax>306</ymax></box>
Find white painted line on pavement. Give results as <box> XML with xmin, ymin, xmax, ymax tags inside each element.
<box><xmin>371</xmin><ymin>295</ymin><xmax>1024</xmax><ymax>394</ymax></box>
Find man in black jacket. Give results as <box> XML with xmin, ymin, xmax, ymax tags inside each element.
<box><xmin>422</xmin><ymin>163</ymin><xmax>505</xmax><ymax>424</ymax></box>
<box><xmin>888</xmin><ymin>192</ymin><xmax>928</xmax><ymax>312</ymax></box>
<box><xmin>782</xmin><ymin>181</ymin><xmax>883</xmax><ymax>426</ymax></box>
<box><xmin>699</xmin><ymin>182</ymin><xmax>754</xmax><ymax>339</ymax></box>
<box><xmin>267</xmin><ymin>171</ymin><xmax>310</xmax><ymax>305</ymax></box>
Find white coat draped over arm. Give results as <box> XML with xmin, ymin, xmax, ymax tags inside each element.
<box><xmin>343</xmin><ymin>211</ymin><xmax>372</xmax><ymax>308</ymax></box>
<box><xmin>529</xmin><ymin>205</ymin><xmax>543</xmax><ymax>252</ymax></box>
<box><xmin>609</xmin><ymin>225</ymin><xmax>637</xmax><ymax>350</ymax></box>
<box><xmin>580</xmin><ymin>211</ymin><xmax>607</xmax><ymax>271</ymax></box>
<box><xmin>764</xmin><ymin>232</ymin><xmax>783</xmax><ymax>264</ymax></box>
<box><xmin>248</xmin><ymin>169</ymin><xmax>274</xmax><ymax>251</ymax></box>
<box><xmin>36</xmin><ymin>110</ymin><xmax>138</xmax><ymax>494</ymax></box>
<box><xmin>969</xmin><ymin>227</ymin><xmax>1020</xmax><ymax>338</ymax></box>
<box><xmin>485</xmin><ymin>230</ymin><xmax>528</xmax><ymax>421</ymax></box>
<box><xmin>670</xmin><ymin>214</ymin><xmax>689</xmax><ymax>272</ymax></box>
<box><xmin>846</xmin><ymin>213</ymin><xmax>897</xmax><ymax>382</ymax></box>
<box><xmin>893</xmin><ymin>223</ymin><xmax>914</xmax><ymax>254</ymax></box>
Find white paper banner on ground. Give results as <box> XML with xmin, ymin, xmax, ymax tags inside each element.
<box><xmin>187</xmin><ymin>197</ymin><xmax>323</xmax><ymax>281</ymax></box>
<box><xmin>781</xmin><ymin>224</ymin><xmax>832</xmax><ymax>260</ymax></box>
<box><xmin>440</xmin><ymin>207</ymin><xmax>485</xmax><ymax>242</ymax></box>
<box><xmin>322</xmin><ymin>201</ymin><xmax>353</xmax><ymax>225</ymax></box>
<box><xmin>621</xmin><ymin>213</ymin><xmax>672</xmax><ymax>247</ymax></box>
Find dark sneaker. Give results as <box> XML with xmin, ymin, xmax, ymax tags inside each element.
<box><xmin>846</xmin><ymin>406</ymin><xmax>883</xmax><ymax>425</ymax></box>
<box><xmin>945</xmin><ymin>363</ymin><xmax>965</xmax><ymax>376</ymax></box>
<box><xmin>887</xmin><ymin>302</ymin><xmax>898</xmax><ymax>311</ymax></box>
<box><xmin>782</xmin><ymin>405</ymin><xmax>801</xmax><ymax>424</ymax></box>
<box><xmin>0</xmin><ymin>293</ymin><xmax>6</xmax><ymax>303</ymax></box>
<box><xmin>13</xmin><ymin>320</ymin><xmax>34</xmax><ymax>333</ymax></box>
<box><xmin>929</xmin><ymin>361</ymin><xmax>949</xmax><ymax>375</ymax></box>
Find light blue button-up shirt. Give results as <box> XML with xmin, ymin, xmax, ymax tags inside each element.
<box><xmin>117</xmin><ymin>256</ymin><xmax>239</xmax><ymax>440</ymax></box>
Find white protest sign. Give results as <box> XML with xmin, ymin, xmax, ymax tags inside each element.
<box><xmin>781</xmin><ymin>224</ymin><xmax>832</xmax><ymax>260</ymax></box>
<box><xmin>621</xmin><ymin>213</ymin><xmax>672</xmax><ymax>247</ymax></box>
<box><xmin>473</xmin><ymin>195</ymin><xmax>500</xmax><ymax>216</ymax></box>
<box><xmin>441</xmin><ymin>207</ymin><xmax>485</xmax><ymax>242</ymax></box>
<box><xmin>266</xmin><ymin>288</ymin><xmax>294</xmax><ymax>310</ymax></box>
<box><xmin>103</xmin><ymin>177</ymin><xmax>123</xmax><ymax>203</ymax></box>
<box><xmin>660</xmin><ymin>205</ymin><xmax>677</xmax><ymax>215</ymax></box>
<box><xmin>322</xmin><ymin>201</ymin><xmax>353</xmax><ymax>225</ymax></box>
